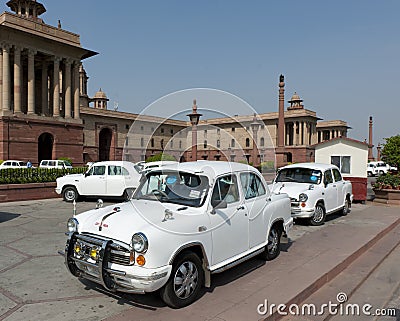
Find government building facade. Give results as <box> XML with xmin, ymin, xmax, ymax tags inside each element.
<box><xmin>0</xmin><ymin>0</ymin><xmax>350</xmax><ymax>168</ymax></box>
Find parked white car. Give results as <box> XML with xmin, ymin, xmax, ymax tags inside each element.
<box><xmin>271</xmin><ymin>163</ymin><xmax>353</xmax><ymax>226</ymax></box>
<box><xmin>0</xmin><ymin>160</ymin><xmax>27</xmax><ymax>169</ymax></box>
<box><xmin>40</xmin><ymin>159</ymin><xmax>72</xmax><ymax>169</ymax></box>
<box><xmin>367</xmin><ymin>161</ymin><xmax>397</xmax><ymax>176</ymax></box>
<box><xmin>60</xmin><ymin>161</ymin><xmax>293</xmax><ymax>308</ymax></box>
<box><xmin>55</xmin><ymin>161</ymin><xmax>142</xmax><ymax>202</ymax></box>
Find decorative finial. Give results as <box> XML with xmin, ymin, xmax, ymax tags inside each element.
<box><xmin>192</xmin><ymin>99</ymin><xmax>197</xmax><ymax>113</ymax></box>
<box><xmin>280</xmin><ymin>74</ymin><xmax>284</xmax><ymax>83</ymax></box>
<box><xmin>58</xmin><ymin>20</ymin><xmax>61</xmax><ymax>29</ymax></box>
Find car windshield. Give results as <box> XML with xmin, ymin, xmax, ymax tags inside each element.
<box><xmin>134</xmin><ymin>171</ymin><xmax>209</xmax><ymax>207</ymax></box>
<box><xmin>275</xmin><ymin>168</ymin><xmax>322</xmax><ymax>184</ymax></box>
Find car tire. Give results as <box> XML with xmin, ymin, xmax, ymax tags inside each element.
<box><xmin>160</xmin><ymin>252</ymin><xmax>204</xmax><ymax>309</ymax></box>
<box><xmin>309</xmin><ymin>203</ymin><xmax>326</xmax><ymax>226</ymax></box>
<box><xmin>367</xmin><ymin>171</ymin><xmax>372</xmax><ymax>177</ymax></box>
<box><xmin>63</xmin><ymin>186</ymin><xmax>79</xmax><ymax>202</ymax></box>
<box><xmin>260</xmin><ymin>224</ymin><xmax>282</xmax><ymax>261</ymax></box>
<box><xmin>379</xmin><ymin>170</ymin><xmax>384</xmax><ymax>175</ymax></box>
<box><xmin>342</xmin><ymin>198</ymin><xmax>350</xmax><ymax>216</ymax></box>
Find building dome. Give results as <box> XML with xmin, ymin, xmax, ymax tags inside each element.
<box><xmin>94</xmin><ymin>89</ymin><xmax>107</xmax><ymax>99</ymax></box>
<box><xmin>288</xmin><ymin>92</ymin><xmax>304</xmax><ymax>110</ymax></box>
<box><xmin>291</xmin><ymin>92</ymin><xmax>301</xmax><ymax>101</ymax></box>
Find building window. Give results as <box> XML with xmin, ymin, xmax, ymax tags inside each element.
<box><xmin>331</xmin><ymin>156</ymin><xmax>351</xmax><ymax>174</ymax></box>
<box><xmin>204</xmin><ymin>140</ymin><xmax>207</xmax><ymax>148</ymax></box>
<box><xmin>217</xmin><ymin>140</ymin><xmax>220</xmax><ymax>148</ymax></box>
<box><xmin>141</xmin><ymin>126</ymin><xmax>144</xmax><ymax>131</ymax></box>
<box><xmin>231</xmin><ymin>139</ymin><xmax>235</xmax><ymax>148</ymax></box>
<box><xmin>245</xmin><ymin>138</ymin><xmax>250</xmax><ymax>147</ymax></box>
<box><xmin>260</xmin><ymin>137</ymin><xmax>264</xmax><ymax>147</ymax></box>
<box><xmin>232</xmin><ymin>127</ymin><xmax>235</xmax><ymax>132</ymax></box>
<box><xmin>140</xmin><ymin>137</ymin><xmax>144</xmax><ymax>147</ymax></box>
<box><xmin>161</xmin><ymin>139</ymin><xmax>164</xmax><ymax>149</ymax></box>
<box><xmin>170</xmin><ymin>140</ymin><xmax>174</xmax><ymax>148</ymax></box>
<box><xmin>151</xmin><ymin>138</ymin><xmax>154</xmax><ymax>148</ymax></box>
<box><xmin>125</xmin><ymin>124</ymin><xmax>130</xmax><ymax>130</ymax></box>
<box><xmin>217</xmin><ymin>128</ymin><xmax>220</xmax><ymax>134</ymax></box>
<box><xmin>125</xmin><ymin>137</ymin><xmax>129</xmax><ymax>146</ymax></box>
<box><xmin>170</xmin><ymin>129</ymin><xmax>174</xmax><ymax>135</ymax></box>
<box><xmin>179</xmin><ymin>140</ymin><xmax>182</xmax><ymax>149</ymax></box>
<box><xmin>161</xmin><ymin>128</ymin><xmax>164</xmax><ymax>134</ymax></box>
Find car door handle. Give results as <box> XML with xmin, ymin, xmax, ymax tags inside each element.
<box><xmin>237</xmin><ymin>205</ymin><xmax>245</xmax><ymax>210</ymax></box>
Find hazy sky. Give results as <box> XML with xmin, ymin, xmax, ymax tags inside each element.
<box><xmin>3</xmin><ymin>0</ymin><xmax>399</xmax><ymax>155</ymax></box>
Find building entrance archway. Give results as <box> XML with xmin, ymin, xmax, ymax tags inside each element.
<box><xmin>99</xmin><ymin>127</ymin><xmax>112</xmax><ymax>161</ymax></box>
<box><xmin>38</xmin><ymin>133</ymin><xmax>54</xmax><ymax>162</ymax></box>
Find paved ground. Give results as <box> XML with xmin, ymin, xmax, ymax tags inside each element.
<box><xmin>0</xmin><ymin>198</ymin><xmax>399</xmax><ymax>321</ymax></box>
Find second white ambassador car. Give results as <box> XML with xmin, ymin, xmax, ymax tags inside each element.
<box><xmin>60</xmin><ymin>161</ymin><xmax>293</xmax><ymax>308</ymax></box>
<box><xmin>271</xmin><ymin>163</ymin><xmax>353</xmax><ymax>226</ymax></box>
<box><xmin>55</xmin><ymin>161</ymin><xmax>142</xmax><ymax>202</ymax></box>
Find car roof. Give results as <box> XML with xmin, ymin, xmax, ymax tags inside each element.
<box><xmin>89</xmin><ymin>161</ymin><xmax>136</xmax><ymax>168</ymax></box>
<box><xmin>279</xmin><ymin>162</ymin><xmax>339</xmax><ymax>171</ymax></box>
<box><xmin>149</xmin><ymin>161</ymin><xmax>259</xmax><ymax>180</ymax></box>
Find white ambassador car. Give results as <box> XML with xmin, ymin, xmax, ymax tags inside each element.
<box><xmin>60</xmin><ymin>161</ymin><xmax>293</xmax><ymax>308</ymax></box>
<box><xmin>55</xmin><ymin>161</ymin><xmax>142</xmax><ymax>202</ymax></box>
<box><xmin>271</xmin><ymin>163</ymin><xmax>353</xmax><ymax>226</ymax></box>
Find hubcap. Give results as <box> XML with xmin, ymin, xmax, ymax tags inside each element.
<box><xmin>267</xmin><ymin>228</ymin><xmax>278</xmax><ymax>254</ymax></box>
<box><xmin>313</xmin><ymin>206</ymin><xmax>324</xmax><ymax>223</ymax></box>
<box><xmin>65</xmin><ymin>190</ymin><xmax>75</xmax><ymax>201</ymax></box>
<box><xmin>173</xmin><ymin>261</ymin><xmax>198</xmax><ymax>299</ymax></box>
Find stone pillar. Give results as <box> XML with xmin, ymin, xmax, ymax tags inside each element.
<box><xmin>304</xmin><ymin>122</ymin><xmax>309</xmax><ymax>145</ymax></box>
<box><xmin>64</xmin><ymin>59</ymin><xmax>72</xmax><ymax>118</ymax></box>
<box><xmin>73</xmin><ymin>61</ymin><xmax>80</xmax><ymax>119</ymax></box>
<box><xmin>2</xmin><ymin>44</ymin><xmax>11</xmax><ymax>111</ymax></box>
<box><xmin>13</xmin><ymin>46</ymin><xmax>22</xmax><ymax>113</ymax></box>
<box><xmin>0</xmin><ymin>48</ymin><xmax>3</xmax><ymax>110</ymax></box>
<box><xmin>27</xmin><ymin>49</ymin><xmax>36</xmax><ymax>114</ymax></box>
<box><xmin>368</xmin><ymin>116</ymin><xmax>374</xmax><ymax>161</ymax></box>
<box><xmin>294</xmin><ymin>122</ymin><xmax>298</xmax><ymax>145</ymax></box>
<box><xmin>53</xmin><ymin>57</ymin><xmax>60</xmax><ymax>117</ymax></box>
<box><xmin>41</xmin><ymin>61</ymin><xmax>48</xmax><ymax>115</ymax></box>
<box><xmin>278</xmin><ymin>75</ymin><xmax>285</xmax><ymax>148</ymax></box>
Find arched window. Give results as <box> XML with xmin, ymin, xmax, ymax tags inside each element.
<box><xmin>246</xmin><ymin>138</ymin><xmax>250</xmax><ymax>147</ymax></box>
<box><xmin>151</xmin><ymin>138</ymin><xmax>154</xmax><ymax>148</ymax></box>
<box><xmin>140</xmin><ymin>137</ymin><xmax>144</xmax><ymax>147</ymax></box>
<box><xmin>231</xmin><ymin>139</ymin><xmax>235</xmax><ymax>148</ymax></box>
<box><xmin>204</xmin><ymin>140</ymin><xmax>207</xmax><ymax>148</ymax></box>
<box><xmin>217</xmin><ymin>140</ymin><xmax>220</xmax><ymax>148</ymax></box>
<box><xmin>161</xmin><ymin>139</ymin><xmax>164</xmax><ymax>149</ymax></box>
<box><xmin>260</xmin><ymin>137</ymin><xmax>264</xmax><ymax>147</ymax></box>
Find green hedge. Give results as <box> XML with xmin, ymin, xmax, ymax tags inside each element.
<box><xmin>0</xmin><ymin>167</ymin><xmax>87</xmax><ymax>184</ymax></box>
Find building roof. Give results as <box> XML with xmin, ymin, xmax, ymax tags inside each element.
<box><xmin>312</xmin><ymin>136</ymin><xmax>368</xmax><ymax>148</ymax></box>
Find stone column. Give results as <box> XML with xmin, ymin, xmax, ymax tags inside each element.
<box><xmin>293</xmin><ymin>122</ymin><xmax>297</xmax><ymax>146</ymax></box>
<box><xmin>2</xmin><ymin>44</ymin><xmax>11</xmax><ymax>111</ymax></box>
<box><xmin>27</xmin><ymin>49</ymin><xmax>36</xmax><ymax>114</ymax></box>
<box><xmin>0</xmin><ymin>48</ymin><xmax>3</xmax><ymax>110</ymax></box>
<box><xmin>304</xmin><ymin>122</ymin><xmax>309</xmax><ymax>145</ymax></box>
<box><xmin>73</xmin><ymin>61</ymin><xmax>80</xmax><ymax>119</ymax></box>
<box><xmin>64</xmin><ymin>59</ymin><xmax>72</xmax><ymax>118</ymax></box>
<box><xmin>53</xmin><ymin>57</ymin><xmax>60</xmax><ymax>117</ymax></box>
<box><xmin>14</xmin><ymin>46</ymin><xmax>22</xmax><ymax>113</ymax></box>
<box><xmin>41</xmin><ymin>61</ymin><xmax>48</xmax><ymax>115</ymax></box>
<box><xmin>278</xmin><ymin>75</ymin><xmax>285</xmax><ymax>148</ymax></box>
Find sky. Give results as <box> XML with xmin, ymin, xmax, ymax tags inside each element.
<box><xmin>2</xmin><ymin>0</ymin><xmax>399</xmax><ymax>154</ymax></box>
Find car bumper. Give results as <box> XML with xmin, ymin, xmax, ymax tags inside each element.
<box><xmin>55</xmin><ymin>187</ymin><xmax>62</xmax><ymax>195</ymax></box>
<box><xmin>291</xmin><ymin>206</ymin><xmax>315</xmax><ymax>218</ymax></box>
<box><xmin>60</xmin><ymin>233</ymin><xmax>172</xmax><ymax>294</ymax></box>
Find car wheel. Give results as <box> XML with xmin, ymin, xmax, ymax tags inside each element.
<box><xmin>309</xmin><ymin>203</ymin><xmax>326</xmax><ymax>226</ymax></box>
<box><xmin>260</xmin><ymin>224</ymin><xmax>282</xmax><ymax>261</ymax></box>
<box><xmin>367</xmin><ymin>171</ymin><xmax>372</xmax><ymax>177</ymax></box>
<box><xmin>63</xmin><ymin>186</ymin><xmax>79</xmax><ymax>202</ymax></box>
<box><xmin>160</xmin><ymin>252</ymin><xmax>204</xmax><ymax>308</ymax></box>
<box><xmin>342</xmin><ymin>198</ymin><xmax>350</xmax><ymax>216</ymax></box>
<box><xmin>379</xmin><ymin>170</ymin><xmax>384</xmax><ymax>175</ymax></box>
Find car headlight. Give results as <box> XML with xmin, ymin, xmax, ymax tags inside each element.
<box><xmin>67</xmin><ymin>218</ymin><xmax>79</xmax><ymax>232</ymax></box>
<box><xmin>131</xmin><ymin>233</ymin><xmax>148</xmax><ymax>253</ymax></box>
<box><xmin>299</xmin><ymin>193</ymin><xmax>308</xmax><ymax>202</ymax></box>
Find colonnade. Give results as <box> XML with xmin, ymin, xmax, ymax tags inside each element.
<box><xmin>0</xmin><ymin>42</ymin><xmax>80</xmax><ymax>119</ymax></box>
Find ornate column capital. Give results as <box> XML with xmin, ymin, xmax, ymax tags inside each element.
<box><xmin>64</xmin><ymin>57</ymin><xmax>73</xmax><ymax>65</ymax></box>
<box><xmin>27</xmin><ymin>48</ymin><xmax>37</xmax><ymax>56</ymax></box>
<box><xmin>1</xmin><ymin>42</ymin><xmax>12</xmax><ymax>51</ymax></box>
<box><xmin>53</xmin><ymin>56</ymin><xmax>61</xmax><ymax>64</ymax></box>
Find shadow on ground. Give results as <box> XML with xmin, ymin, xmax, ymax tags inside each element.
<box><xmin>0</xmin><ymin>212</ymin><xmax>21</xmax><ymax>223</ymax></box>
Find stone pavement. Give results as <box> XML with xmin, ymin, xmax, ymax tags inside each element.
<box><xmin>0</xmin><ymin>199</ymin><xmax>399</xmax><ymax>321</ymax></box>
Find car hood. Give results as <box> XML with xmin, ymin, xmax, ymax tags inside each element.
<box><xmin>58</xmin><ymin>173</ymin><xmax>84</xmax><ymax>181</ymax></box>
<box><xmin>271</xmin><ymin>182</ymin><xmax>315</xmax><ymax>199</ymax></box>
<box><xmin>75</xmin><ymin>200</ymin><xmax>206</xmax><ymax>245</ymax></box>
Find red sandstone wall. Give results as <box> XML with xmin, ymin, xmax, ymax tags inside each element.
<box><xmin>0</xmin><ymin>182</ymin><xmax>58</xmax><ymax>203</ymax></box>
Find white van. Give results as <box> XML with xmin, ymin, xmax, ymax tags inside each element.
<box><xmin>39</xmin><ymin>160</ymin><xmax>72</xmax><ymax>169</ymax></box>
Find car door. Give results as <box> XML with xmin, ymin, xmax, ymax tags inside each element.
<box><xmin>332</xmin><ymin>168</ymin><xmax>345</xmax><ymax>208</ymax></box>
<box><xmin>209</xmin><ymin>173</ymin><xmax>248</xmax><ymax>265</ymax></box>
<box><xmin>239</xmin><ymin>172</ymin><xmax>268</xmax><ymax>249</ymax></box>
<box><xmin>80</xmin><ymin>164</ymin><xmax>107</xmax><ymax>196</ymax></box>
<box><xmin>106</xmin><ymin>165</ymin><xmax>125</xmax><ymax>196</ymax></box>
<box><xmin>323</xmin><ymin>169</ymin><xmax>337</xmax><ymax>213</ymax></box>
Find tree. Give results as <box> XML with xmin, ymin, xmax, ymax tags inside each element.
<box><xmin>381</xmin><ymin>135</ymin><xmax>400</xmax><ymax>170</ymax></box>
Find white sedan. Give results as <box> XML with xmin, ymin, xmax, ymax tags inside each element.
<box><xmin>0</xmin><ymin>160</ymin><xmax>27</xmax><ymax>169</ymax></box>
<box><xmin>60</xmin><ymin>161</ymin><xmax>293</xmax><ymax>308</ymax></box>
<box><xmin>55</xmin><ymin>161</ymin><xmax>142</xmax><ymax>202</ymax></box>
